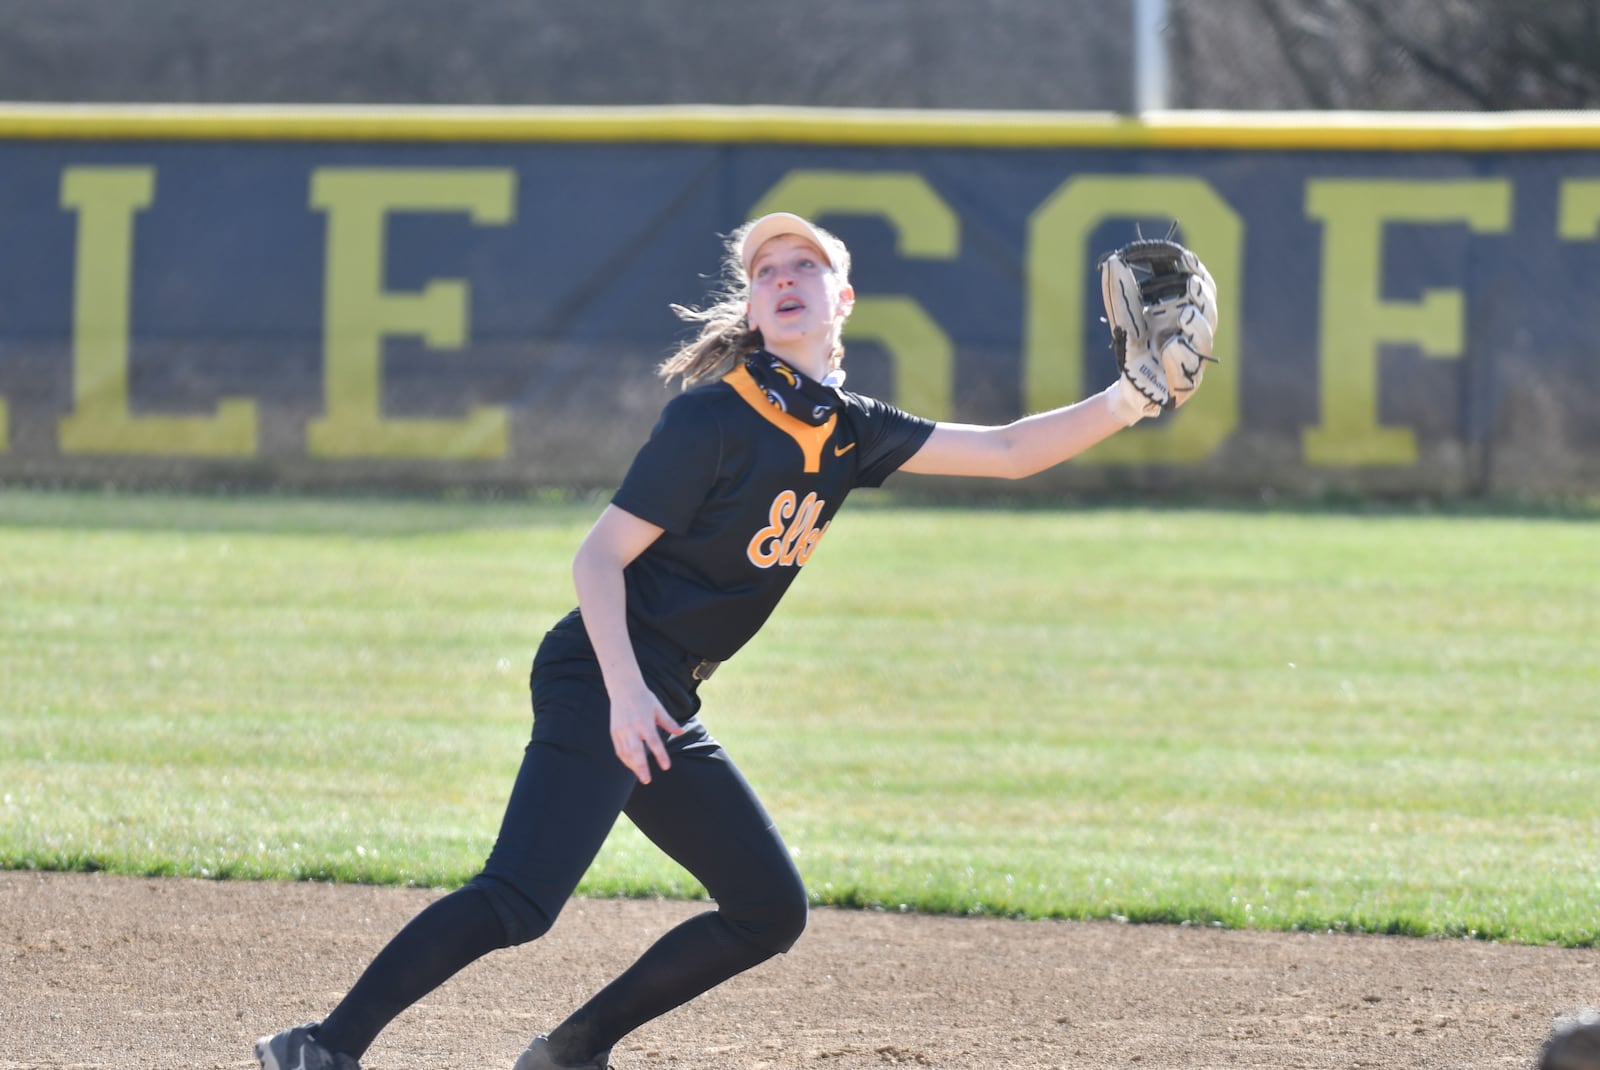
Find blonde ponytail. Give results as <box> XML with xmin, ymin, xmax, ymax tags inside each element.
<box><xmin>658</xmin><ymin>298</ymin><xmax>760</xmax><ymax>389</ymax></box>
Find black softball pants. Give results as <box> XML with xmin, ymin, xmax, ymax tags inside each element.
<box><xmin>315</xmin><ymin>623</ymin><xmax>808</xmax><ymax>1064</ymax></box>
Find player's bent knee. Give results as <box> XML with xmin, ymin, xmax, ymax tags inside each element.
<box><xmin>768</xmin><ymin>891</ymin><xmax>810</xmax><ymax>953</ymax></box>
<box><xmin>727</xmin><ymin>884</ymin><xmax>810</xmax><ymax>955</ymax></box>
<box><xmin>469</xmin><ymin>873</ymin><xmax>559</xmax><ymax>947</ymax></box>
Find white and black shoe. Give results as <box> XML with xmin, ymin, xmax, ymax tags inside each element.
<box><xmin>255</xmin><ymin>1022</ymin><xmax>361</xmax><ymax>1070</ymax></box>
<box><xmin>512</xmin><ymin>1034</ymin><xmax>613</xmax><ymax>1070</ymax></box>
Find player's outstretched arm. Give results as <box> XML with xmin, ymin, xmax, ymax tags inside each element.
<box><xmin>572</xmin><ymin>505</ymin><xmax>684</xmax><ymax>782</ymax></box>
<box><xmin>897</xmin><ymin>385</ymin><xmax>1129</xmax><ymax>480</ymax></box>
<box><xmin>901</xmin><ymin>235</ymin><xmax>1219</xmax><ymax>481</ymax></box>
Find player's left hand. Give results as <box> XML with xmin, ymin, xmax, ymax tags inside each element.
<box><xmin>1100</xmin><ymin>236</ymin><xmax>1219</xmax><ymax>417</ymax></box>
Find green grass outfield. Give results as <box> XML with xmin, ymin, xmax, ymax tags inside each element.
<box><xmin>2</xmin><ymin>489</ymin><xmax>1597</xmax><ymax>946</ymax></box>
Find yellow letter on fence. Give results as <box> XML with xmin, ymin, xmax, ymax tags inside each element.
<box><xmin>1558</xmin><ymin>179</ymin><xmax>1600</xmax><ymax>240</ymax></box>
<box><xmin>1025</xmin><ymin>176</ymin><xmax>1241</xmax><ymax>464</ymax></box>
<box><xmin>309</xmin><ymin>169</ymin><xmax>515</xmax><ymax>459</ymax></box>
<box><xmin>750</xmin><ymin>172</ymin><xmax>958</xmax><ymax>420</ymax></box>
<box><xmin>1303</xmin><ymin>180</ymin><xmax>1511</xmax><ymax>466</ymax></box>
<box><xmin>57</xmin><ymin>167</ymin><xmax>258</xmax><ymax>456</ymax></box>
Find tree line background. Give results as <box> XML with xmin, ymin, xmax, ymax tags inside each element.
<box><xmin>0</xmin><ymin>0</ymin><xmax>1593</xmax><ymax>112</ymax></box>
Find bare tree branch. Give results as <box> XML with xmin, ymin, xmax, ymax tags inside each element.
<box><xmin>1344</xmin><ymin>0</ymin><xmax>1498</xmax><ymax>109</ymax></box>
<box><xmin>1506</xmin><ymin>6</ymin><xmax>1600</xmax><ymax>107</ymax></box>
<box><xmin>1251</xmin><ymin>0</ymin><xmax>1336</xmax><ymax>108</ymax></box>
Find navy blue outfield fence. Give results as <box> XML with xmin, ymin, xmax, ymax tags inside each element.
<box><xmin>1</xmin><ymin>104</ymin><xmax>1597</xmax><ymax>498</ymax></box>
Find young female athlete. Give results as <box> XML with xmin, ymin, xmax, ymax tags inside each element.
<box><xmin>255</xmin><ymin>212</ymin><xmax>1215</xmax><ymax>1070</ymax></box>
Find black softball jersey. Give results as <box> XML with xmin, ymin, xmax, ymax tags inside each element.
<box><xmin>610</xmin><ymin>359</ymin><xmax>935</xmax><ymax>663</ymax></box>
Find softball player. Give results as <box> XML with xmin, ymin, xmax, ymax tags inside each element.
<box><xmin>255</xmin><ymin>212</ymin><xmax>1212</xmax><ymax>1070</ymax></box>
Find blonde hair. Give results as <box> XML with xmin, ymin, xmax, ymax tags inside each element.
<box><xmin>659</xmin><ymin>217</ymin><xmax>852</xmax><ymax>389</ymax></box>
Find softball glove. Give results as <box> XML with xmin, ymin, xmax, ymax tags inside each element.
<box><xmin>1099</xmin><ymin>236</ymin><xmax>1219</xmax><ymax>424</ymax></box>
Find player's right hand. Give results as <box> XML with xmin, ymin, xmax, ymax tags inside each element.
<box><xmin>608</xmin><ymin>685</ymin><xmax>684</xmax><ymax>784</ymax></box>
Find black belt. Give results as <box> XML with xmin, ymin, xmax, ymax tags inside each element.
<box><xmin>627</xmin><ymin>617</ymin><xmax>721</xmax><ymax>683</ymax></box>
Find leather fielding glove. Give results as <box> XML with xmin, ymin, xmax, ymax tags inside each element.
<box><xmin>1099</xmin><ymin>237</ymin><xmax>1220</xmax><ymax>422</ymax></box>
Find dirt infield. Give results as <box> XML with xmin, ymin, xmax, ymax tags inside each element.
<box><xmin>4</xmin><ymin>871</ymin><xmax>1594</xmax><ymax>1070</ymax></box>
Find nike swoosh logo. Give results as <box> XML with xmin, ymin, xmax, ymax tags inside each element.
<box><xmin>833</xmin><ymin>441</ymin><xmax>856</xmax><ymax>456</ymax></box>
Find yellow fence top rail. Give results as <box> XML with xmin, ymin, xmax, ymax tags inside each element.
<box><xmin>2</xmin><ymin>103</ymin><xmax>1599</xmax><ymax>150</ymax></box>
